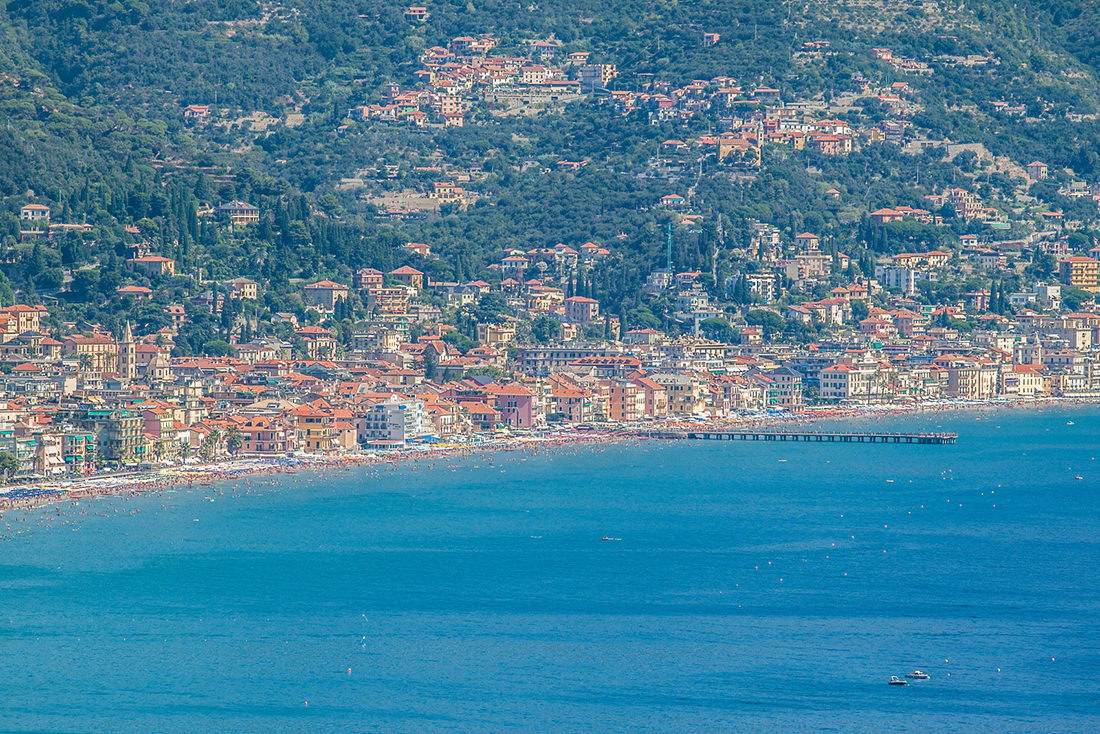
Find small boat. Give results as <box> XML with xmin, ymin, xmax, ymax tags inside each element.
<box><xmin>905</xmin><ymin>671</ymin><xmax>930</xmax><ymax>679</ymax></box>
<box><xmin>888</xmin><ymin>676</ymin><xmax>908</xmax><ymax>686</ymax></box>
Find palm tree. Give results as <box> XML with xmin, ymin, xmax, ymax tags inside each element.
<box><xmin>226</xmin><ymin>427</ymin><xmax>243</xmax><ymax>456</ymax></box>
<box><xmin>199</xmin><ymin>429</ymin><xmax>221</xmax><ymax>460</ymax></box>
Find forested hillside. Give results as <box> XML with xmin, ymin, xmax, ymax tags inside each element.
<box><xmin>1</xmin><ymin>0</ymin><xmax>1098</xmax><ymax>352</ymax></box>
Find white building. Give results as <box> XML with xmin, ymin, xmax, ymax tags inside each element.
<box><xmin>19</xmin><ymin>204</ymin><xmax>50</xmax><ymax>222</ymax></box>
<box><xmin>1035</xmin><ymin>283</ymin><xmax>1062</xmax><ymax>310</ymax></box>
<box><xmin>875</xmin><ymin>265</ymin><xmax>936</xmax><ymax>296</ymax></box>
<box><xmin>818</xmin><ymin>358</ymin><xmax>890</xmax><ymax>403</ymax></box>
<box><xmin>358</xmin><ymin>397</ymin><xmax>424</xmax><ymax>448</ymax></box>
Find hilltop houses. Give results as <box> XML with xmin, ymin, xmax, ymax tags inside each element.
<box><xmin>128</xmin><ymin>255</ymin><xmax>176</xmax><ymax>277</ymax></box>
<box><xmin>183</xmin><ymin>105</ymin><xmax>211</xmax><ymax>122</ymax></box>
<box><xmin>304</xmin><ymin>280</ymin><xmax>350</xmax><ymax>311</ymax></box>
<box><xmin>217</xmin><ymin>201</ymin><xmax>260</xmax><ymax>226</ymax></box>
<box><xmin>19</xmin><ymin>204</ymin><xmax>50</xmax><ymax>223</ymax></box>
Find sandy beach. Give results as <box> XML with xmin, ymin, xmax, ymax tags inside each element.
<box><xmin>0</xmin><ymin>396</ymin><xmax>1094</xmax><ymax>516</ymax></box>
<box><xmin>0</xmin><ymin>431</ymin><xmax>630</xmax><ymax>515</ymax></box>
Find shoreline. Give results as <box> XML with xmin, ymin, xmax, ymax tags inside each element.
<box><xmin>0</xmin><ymin>432</ymin><xmax>629</xmax><ymax>514</ymax></box>
<box><xmin>0</xmin><ymin>396</ymin><xmax>1095</xmax><ymax>514</ymax></box>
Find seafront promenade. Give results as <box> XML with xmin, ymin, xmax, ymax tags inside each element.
<box><xmin>1</xmin><ymin>397</ymin><xmax>1090</xmax><ymax>512</ymax></box>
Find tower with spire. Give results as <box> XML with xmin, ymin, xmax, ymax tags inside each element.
<box><xmin>120</xmin><ymin>321</ymin><xmax>136</xmax><ymax>381</ymax></box>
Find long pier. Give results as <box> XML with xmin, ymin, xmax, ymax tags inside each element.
<box><xmin>636</xmin><ymin>430</ymin><xmax>957</xmax><ymax>445</ymax></box>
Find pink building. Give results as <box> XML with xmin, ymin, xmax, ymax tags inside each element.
<box><xmin>564</xmin><ymin>296</ymin><xmax>600</xmax><ymax>323</ymax></box>
<box><xmin>490</xmin><ymin>384</ymin><xmax>535</xmax><ymax>428</ymax></box>
<box><xmin>355</xmin><ymin>268</ymin><xmax>384</xmax><ymax>290</ymax></box>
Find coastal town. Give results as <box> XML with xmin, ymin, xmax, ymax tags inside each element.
<box><xmin>4</xmin><ymin>25</ymin><xmax>1100</xmax><ymax>484</ymax></box>
<box><xmin>6</xmin><ymin>3</ymin><xmax>1100</xmax><ymax>729</ymax></box>
<box><xmin>2</xmin><ymin>194</ymin><xmax>1100</xmax><ymax>481</ymax></box>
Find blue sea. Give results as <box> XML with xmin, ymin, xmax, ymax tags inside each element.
<box><xmin>2</xmin><ymin>406</ymin><xmax>1099</xmax><ymax>733</ymax></box>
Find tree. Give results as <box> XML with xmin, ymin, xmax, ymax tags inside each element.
<box><xmin>1027</xmin><ymin>251</ymin><xmax>1057</xmax><ymax>280</ymax></box>
<box><xmin>441</xmin><ymin>329</ymin><xmax>477</xmax><ymax>353</ymax></box>
<box><xmin>530</xmin><ymin>315</ymin><xmax>561</xmax><ymax>343</ymax></box>
<box><xmin>946</xmin><ymin>318</ymin><xmax>973</xmax><ymax>333</ymax></box>
<box><xmin>202</xmin><ymin>339</ymin><xmax>234</xmax><ymax>356</ymax></box>
<box><xmin>0</xmin><ymin>451</ymin><xmax>18</xmax><ymax>480</ymax></box>
<box><xmin>625</xmin><ymin>305</ymin><xmax>661</xmax><ymax>330</ymax></box>
<box><xmin>423</xmin><ymin>348</ymin><xmax>439</xmax><ymax>381</ymax></box>
<box><xmin>226</xmin><ymin>428</ymin><xmax>244</xmax><ymax>456</ymax></box>
<box><xmin>699</xmin><ymin>316</ymin><xmax>735</xmax><ymax>342</ymax></box>
<box><xmin>464</xmin><ymin>365</ymin><xmax>505</xmax><ymax>381</ymax></box>
<box><xmin>1063</xmin><ymin>287</ymin><xmax>1094</xmax><ymax>311</ymax></box>
<box><xmin>473</xmin><ymin>292</ymin><xmax>509</xmax><ymax>323</ymax></box>
<box><xmin>199</xmin><ymin>429</ymin><xmax>222</xmax><ymax>460</ymax></box>
<box><xmin>850</xmin><ymin>300</ymin><xmax>870</xmax><ymax>321</ymax></box>
<box><xmin>745</xmin><ymin>309</ymin><xmax>785</xmax><ymax>340</ymax></box>
<box><xmin>731</xmin><ymin>274</ymin><xmax>752</xmax><ymax>304</ymax></box>
<box><xmin>70</xmin><ymin>269</ymin><xmax>101</xmax><ymax>302</ymax></box>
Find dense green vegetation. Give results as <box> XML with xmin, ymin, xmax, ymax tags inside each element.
<box><xmin>0</xmin><ymin>0</ymin><xmax>1099</xmax><ymax>348</ymax></box>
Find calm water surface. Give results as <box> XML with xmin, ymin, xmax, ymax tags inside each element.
<box><xmin>1</xmin><ymin>407</ymin><xmax>1098</xmax><ymax>733</ymax></box>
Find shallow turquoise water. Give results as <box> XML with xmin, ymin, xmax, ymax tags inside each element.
<box><xmin>1</xmin><ymin>407</ymin><xmax>1098</xmax><ymax>732</ymax></box>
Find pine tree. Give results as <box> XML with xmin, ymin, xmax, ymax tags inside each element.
<box><xmin>734</xmin><ymin>275</ymin><xmax>751</xmax><ymax>304</ymax></box>
<box><xmin>423</xmin><ymin>348</ymin><xmax>438</xmax><ymax>382</ymax></box>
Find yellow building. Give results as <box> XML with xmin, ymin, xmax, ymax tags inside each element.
<box><xmin>0</xmin><ymin>304</ymin><xmax>48</xmax><ymax>333</ymax></box>
<box><xmin>63</xmin><ymin>333</ymin><xmax>118</xmax><ymax>372</ymax></box>
<box><xmin>128</xmin><ymin>255</ymin><xmax>176</xmax><ymax>277</ymax></box>
<box><xmin>477</xmin><ymin>322</ymin><xmax>516</xmax><ymax>348</ymax></box>
<box><xmin>225</xmin><ymin>278</ymin><xmax>259</xmax><ymax>300</ymax></box>
<box><xmin>1061</xmin><ymin>257</ymin><xmax>1100</xmax><ymax>292</ymax></box>
<box><xmin>429</xmin><ymin>181</ymin><xmax>466</xmax><ymax>207</ymax></box>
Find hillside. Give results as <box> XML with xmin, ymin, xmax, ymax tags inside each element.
<box><xmin>0</xmin><ymin>0</ymin><xmax>1098</xmax><ymax>351</ymax></box>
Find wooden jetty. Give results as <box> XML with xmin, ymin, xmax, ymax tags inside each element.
<box><xmin>636</xmin><ymin>430</ymin><xmax>957</xmax><ymax>445</ymax></box>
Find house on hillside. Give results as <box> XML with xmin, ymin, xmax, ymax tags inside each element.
<box><xmin>403</xmin><ymin>242</ymin><xmax>431</xmax><ymax>258</ymax></box>
<box><xmin>225</xmin><ymin>277</ymin><xmax>259</xmax><ymax>300</ymax></box>
<box><xmin>217</xmin><ymin>201</ymin><xmax>260</xmax><ymax>226</ymax></box>
<box><xmin>183</xmin><ymin>105</ymin><xmax>211</xmax><ymax>122</ymax></box>
<box><xmin>389</xmin><ymin>266</ymin><xmax>424</xmax><ymax>290</ymax></box>
<box><xmin>19</xmin><ymin>204</ymin><xmax>51</xmax><ymax>223</ymax></box>
<box><xmin>303</xmin><ymin>280</ymin><xmax>349</xmax><ymax>310</ymax></box>
<box><xmin>355</xmin><ymin>268</ymin><xmax>384</xmax><ymax>290</ymax></box>
<box><xmin>564</xmin><ymin>296</ymin><xmax>600</xmax><ymax>323</ymax></box>
<box><xmin>128</xmin><ymin>255</ymin><xmax>176</xmax><ymax>277</ymax></box>
<box><xmin>1026</xmin><ymin>161</ymin><xmax>1048</xmax><ymax>181</ymax></box>
<box><xmin>117</xmin><ymin>285</ymin><xmax>154</xmax><ymax>301</ymax></box>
